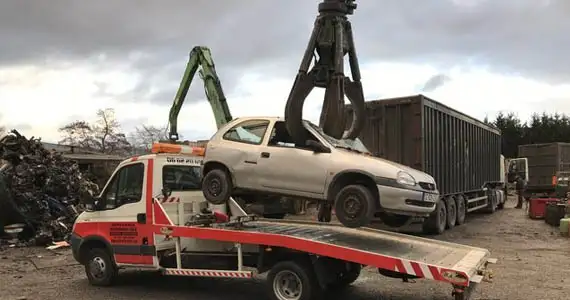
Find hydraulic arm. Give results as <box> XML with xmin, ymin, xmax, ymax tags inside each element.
<box><xmin>284</xmin><ymin>0</ymin><xmax>366</xmax><ymax>144</ymax></box>
<box><xmin>168</xmin><ymin>46</ymin><xmax>232</xmax><ymax>141</ymax></box>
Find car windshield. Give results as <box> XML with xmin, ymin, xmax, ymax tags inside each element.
<box><xmin>304</xmin><ymin>121</ymin><xmax>371</xmax><ymax>154</ymax></box>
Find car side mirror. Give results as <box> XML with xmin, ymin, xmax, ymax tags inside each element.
<box><xmin>162</xmin><ymin>187</ymin><xmax>172</xmax><ymax>199</ymax></box>
<box><xmin>81</xmin><ymin>195</ymin><xmax>98</xmax><ymax>211</ymax></box>
<box><xmin>305</xmin><ymin>140</ymin><xmax>331</xmax><ymax>153</ymax></box>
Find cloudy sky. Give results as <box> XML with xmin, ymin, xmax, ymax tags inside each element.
<box><xmin>0</xmin><ymin>0</ymin><xmax>569</xmax><ymax>143</ymax></box>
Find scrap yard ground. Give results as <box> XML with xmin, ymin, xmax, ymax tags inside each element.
<box><xmin>1</xmin><ymin>197</ymin><xmax>569</xmax><ymax>300</ymax></box>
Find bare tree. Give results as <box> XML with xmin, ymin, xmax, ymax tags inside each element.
<box><xmin>58</xmin><ymin>108</ymin><xmax>132</xmax><ymax>155</ymax></box>
<box><xmin>129</xmin><ymin>125</ymin><xmax>169</xmax><ymax>153</ymax></box>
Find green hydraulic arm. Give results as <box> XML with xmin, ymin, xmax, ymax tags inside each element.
<box><xmin>168</xmin><ymin>46</ymin><xmax>233</xmax><ymax>141</ymax></box>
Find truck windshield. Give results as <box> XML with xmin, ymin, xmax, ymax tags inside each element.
<box><xmin>162</xmin><ymin>165</ymin><xmax>201</xmax><ymax>191</ymax></box>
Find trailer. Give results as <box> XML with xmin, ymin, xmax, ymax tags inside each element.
<box><xmin>517</xmin><ymin>143</ymin><xmax>570</xmax><ymax>198</ymax></box>
<box><xmin>70</xmin><ymin>143</ymin><xmax>496</xmax><ymax>300</ymax></box>
<box><xmin>346</xmin><ymin>94</ymin><xmax>506</xmax><ymax>234</ymax></box>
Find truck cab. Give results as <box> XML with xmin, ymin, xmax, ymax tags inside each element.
<box><xmin>71</xmin><ymin>143</ymin><xmax>233</xmax><ymax>267</ymax></box>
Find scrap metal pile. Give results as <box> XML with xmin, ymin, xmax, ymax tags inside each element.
<box><xmin>0</xmin><ymin>130</ymin><xmax>99</xmax><ymax>246</ymax></box>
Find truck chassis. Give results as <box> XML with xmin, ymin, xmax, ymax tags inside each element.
<box><xmin>71</xmin><ymin>195</ymin><xmax>496</xmax><ymax>300</ymax></box>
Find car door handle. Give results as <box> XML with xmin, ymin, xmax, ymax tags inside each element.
<box><xmin>261</xmin><ymin>152</ymin><xmax>270</xmax><ymax>158</ymax></box>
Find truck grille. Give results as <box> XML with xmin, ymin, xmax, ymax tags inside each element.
<box><xmin>419</xmin><ymin>182</ymin><xmax>436</xmax><ymax>191</ymax></box>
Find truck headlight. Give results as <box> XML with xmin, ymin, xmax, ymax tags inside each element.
<box><xmin>397</xmin><ymin>171</ymin><xmax>416</xmax><ymax>186</ymax></box>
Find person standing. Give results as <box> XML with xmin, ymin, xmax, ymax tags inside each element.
<box><xmin>515</xmin><ymin>175</ymin><xmax>526</xmax><ymax>209</ymax></box>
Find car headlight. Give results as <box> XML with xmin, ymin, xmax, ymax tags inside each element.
<box><xmin>397</xmin><ymin>171</ymin><xmax>416</xmax><ymax>186</ymax></box>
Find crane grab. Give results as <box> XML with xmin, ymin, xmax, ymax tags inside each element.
<box><xmin>284</xmin><ymin>0</ymin><xmax>366</xmax><ymax>144</ymax></box>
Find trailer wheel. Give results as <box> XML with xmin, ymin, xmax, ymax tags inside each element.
<box><xmin>267</xmin><ymin>260</ymin><xmax>322</xmax><ymax>300</ymax></box>
<box><xmin>422</xmin><ymin>199</ymin><xmax>447</xmax><ymax>235</ymax></box>
<box><xmin>202</xmin><ymin>168</ymin><xmax>232</xmax><ymax>205</ymax></box>
<box><xmin>334</xmin><ymin>185</ymin><xmax>375</xmax><ymax>228</ymax></box>
<box><xmin>84</xmin><ymin>248</ymin><xmax>118</xmax><ymax>286</ymax></box>
<box><xmin>329</xmin><ymin>263</ymin><xmax>361</xmax><ymax>290</ymax></box>
<box><xmin>445</xmin><ymin>196</ymin><xmax>457</xmax><ymax>229</ymax></box>
<box><xmin>455</xmin><ymin>195</ymin><xmax>467</xmax><ymax>225</ymax></box>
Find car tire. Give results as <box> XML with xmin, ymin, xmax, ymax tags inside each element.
<box><xmin>202</xmin><ymin>168</ymin><xmax>232</xmax><ymax>205</ymax></box>
<box><xmin>445</xmin><ymin>196</ymin><xmax>457</xmax><ymax>229</ymax></box>
<box><xmin>84</xmin><ymin>248</ymin><xmax>118</xmax><ymax>286</ymax></box>
<box><xmin>334</xmin><ymin>185</ymin><xmax>375</xmax><ymax>228</ymax></box>
<box><xmin>455</xmin><ymin>194</ymin><xmax>467</xmax><ymax>225</ymax></box>
<box><xmin>422</xmin><ymin>199</ymin><xmax>446</xmax><ymax>235</ymax></box>
<box><xmin>267</xmin><ymin>260</ymin><xmax>323</xmax><ymax>300</ymax></box>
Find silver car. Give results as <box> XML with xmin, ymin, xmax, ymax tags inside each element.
<box><xmin>201</xmin><ymin>116</ymin><xmax>440</xmax><ymax>228</ymax></box>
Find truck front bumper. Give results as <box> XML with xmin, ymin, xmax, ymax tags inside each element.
<box><xmin>377</xmin><ymin>184</ymin><xmax>438</xmax><ymax>216</ymax></box>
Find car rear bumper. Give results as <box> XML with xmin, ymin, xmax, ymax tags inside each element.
<box><xmin>376</xmin><ymin>184</ymin><xmax>438</xmax><ymax>216</ymax></box>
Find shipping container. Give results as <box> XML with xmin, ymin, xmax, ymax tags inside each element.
<box><xmin>346</xmin><ymin>94</ymin><xmax>502</xmax><ymax>195</ymax></box>
<box><xmin>346</xmin><ymin>94</ymin><xmax>505</xmax><ymax>234</ymax></box>
<box><xmin>518</xmin><ymin>143</ymin><xmax>570</xmax><ymax>192</ymax></box>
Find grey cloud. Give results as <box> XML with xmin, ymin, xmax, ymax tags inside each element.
<box><xmin>421</xmin><ymin>74</ymin><xmax>451</xmax><ymax>92</ymax></box>
<box><xmin>0</xmin><ymin>0</ymin><xmax>569</xmax><ymax>108</ymax></box>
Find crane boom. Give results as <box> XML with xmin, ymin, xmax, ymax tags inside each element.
<box><xmin>168</xmin><ymin>46</ymin><xmax>233</xmax><ymax>141</ymax></box>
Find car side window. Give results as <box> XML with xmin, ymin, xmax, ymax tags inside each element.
<box><xmin>100</xmin><ymin>163</ymin><xmax>145</xmax><ymax>209</ymax></box>
<box><xmin>268</xmin><ymin>121</ymin><xmax>319</xmax><ymax>150</ymax></box>
<box><xmin>222</xmin><ymin>119</ymin><xmax>270</xmax><ymax>145</ymax></box>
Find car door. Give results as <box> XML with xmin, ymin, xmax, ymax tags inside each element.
<box><xmin>217</xmin><ymin>119</ymin><xmax>271</xmax><ymax>189</ymax></box>
<box><xmin>93</xmin><ymin>161</ymin><xmax>154</xmax><ymax>265</ymax></box>
<box><xmin>256</xmin><ymin>121</ymin><xmax>329</xmax><ymax>195</ymax></box>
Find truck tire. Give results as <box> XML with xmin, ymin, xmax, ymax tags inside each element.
<box><xmin>84</xmin><ymin>248</ymin><xmax>118</xmax><ymax>286</ymax></box>
<box><xmin>445</xmin><ymin>196</ymin><xmax>457</xmax><ymax>229</ymax></box>
<box><xmin>202</xmin><ymin>168</ymin><xmax>232</xmax><ymax>205</ymax></box>
<box><xmin>317</xmin><ymin>202</ymin><xmax>332</xmax><ymax>222</ymax></box>
<box><xmin>422</xmin><ymin>199</ymin><xmax>447</xmax><ymax>235</ymax></box>
<box><xmin>329</xmin><ymin>263</ymin><xmax>361</xmax><ymax>290</ymax></box>
<box><xmin>484</xmin><ymin>190</ymin><xmax>497</xmax><ymax>214</ymax></box>
<box><xmin>455</xmin><ymin>195</ymin><xmax>467</xmax><ymax>225</ymax></box>
<box><xmin>267</xmin><ymin>260</ymin><xmax>323</xmax><ymax>300</ymax></box>
<box><xmin>334</xmin><ymin>185</ymin><xmax>375</xmax><ymax>228</ymax></box>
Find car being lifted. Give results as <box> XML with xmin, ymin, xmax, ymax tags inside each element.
<box><xmin>200</xmin><ymin>116</ymin><xmax>440</xmax><ymax>228</ymax></box>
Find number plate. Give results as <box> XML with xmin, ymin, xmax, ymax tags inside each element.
<box><xmin>423</xmin><ymin>193</ymin><xmax>439</xmax><ymax>202</ymax></box>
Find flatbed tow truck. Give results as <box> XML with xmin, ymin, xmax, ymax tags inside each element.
<box><xmin>70</xmin><ymin>143</ymin><xmax>496</xmax><ymax>300</ymax></box>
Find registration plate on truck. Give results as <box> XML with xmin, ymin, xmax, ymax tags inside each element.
<box><xmin>423</xmin><ymin>193</ymin><xmax>439</xmax><ymax>202</ymax></box>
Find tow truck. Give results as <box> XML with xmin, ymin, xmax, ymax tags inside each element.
<box><xmin>71</xmin><ymin>142</ymin><xmax>496</xmax><ymax>300</ymax></box>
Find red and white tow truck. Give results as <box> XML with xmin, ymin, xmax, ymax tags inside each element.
<box><xmin>70</xmin><ymin>143</ymin><xmax>496</xmax><ymax>300</ymax></box>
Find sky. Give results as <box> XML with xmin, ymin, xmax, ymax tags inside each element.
<box><xmin>0</xmin><ymin>0</ymin><xmax>569</xmax><ymax>143</ymax></box>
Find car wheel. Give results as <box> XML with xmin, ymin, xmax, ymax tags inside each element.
<box><xmin>334</xmin><ymin>185</ymin><xmax>375</xmax><ymax>228</ymax></box>
<box><xmin>455</xmin><ymin>194</ymin><xmax>467</xmax><ymax>225</ymax></box>
<box><xmin>445</xmin><ymin>196</ymin><xmax>457</xmax><ymax>229</ymax></box>
<box><xmin>202</xmin><ymin>168</ymin><xmax>232</xmax><ymax>205</ymax></box>
<box><xmin>267</xmin><ymin>260</ymin><xmax>323</xmax><ymax>300</ymax></box>
<box><xmin>84</xmin><ymin>248</ymin><xmax>118</xmax><ymax>286</ymax></box>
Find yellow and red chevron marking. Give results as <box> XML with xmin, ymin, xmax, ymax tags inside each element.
<box><xmin>164</xmin><ymin>268</ymin><xmax>253</xmax><ymax>278</ymax></box>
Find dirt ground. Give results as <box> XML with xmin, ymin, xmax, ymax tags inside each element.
<box><xmin>1</xmin><ymin>197</ymin><xmax>569</xmax><ymax>300</ymax></box>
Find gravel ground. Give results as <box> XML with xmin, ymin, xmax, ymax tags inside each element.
<box><xmin>1</xmin><ymin>197</ymin><xmax>569</xmax><ymax>300</ymax></box>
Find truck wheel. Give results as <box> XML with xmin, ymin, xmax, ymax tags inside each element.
<box><xmin>267</xmin><ymin>260</ymin><xmax>323</xmax><ymax>300</ymax></box>
<box><xmin>445</xmin><ymin>196</ymin><xmax>457</xmax><ymax>229</ymax></box>
<box><xmin>329</xmin><ymin>263</ymin><xmax>361</xmax><ymax>290</ymax></box>
<box><xmin>202</xmin><ymin>168</ymin><xmax>232</xmax><ymax>205</ymax></box>
<box><xmin>334</xmin><ymin>185</ymin><xmax>375</xmax><ymax>228</ymax></box>
<box><xmin>422</xmin><ymin>199</ymin><xmax>447</xmax><ymax>235</ymax></box>
<box><xmin>317</xmin><ymin>202</ymin><xmax>332</xmax><ymax>222</ymax></box>
<box><xmin>84</xmin><ymin>248</ymin><xmax>118</xmax><ymax>286</ymax></box>
<box><xmin>455</xmin><ymin>195</ymin><xmax>467</xmax><ymax>225</ymax></box>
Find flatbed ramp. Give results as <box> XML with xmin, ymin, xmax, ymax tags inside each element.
<box><xmin>161</xmin><ymin>218</ymin><xmax>493</xmax><ymax>288</ymax></box>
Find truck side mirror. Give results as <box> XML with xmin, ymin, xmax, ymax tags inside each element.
<box><xmin>162</xmin><ymin>187</ymin><xmax>172</xmax><ymax>199</ymax></box>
